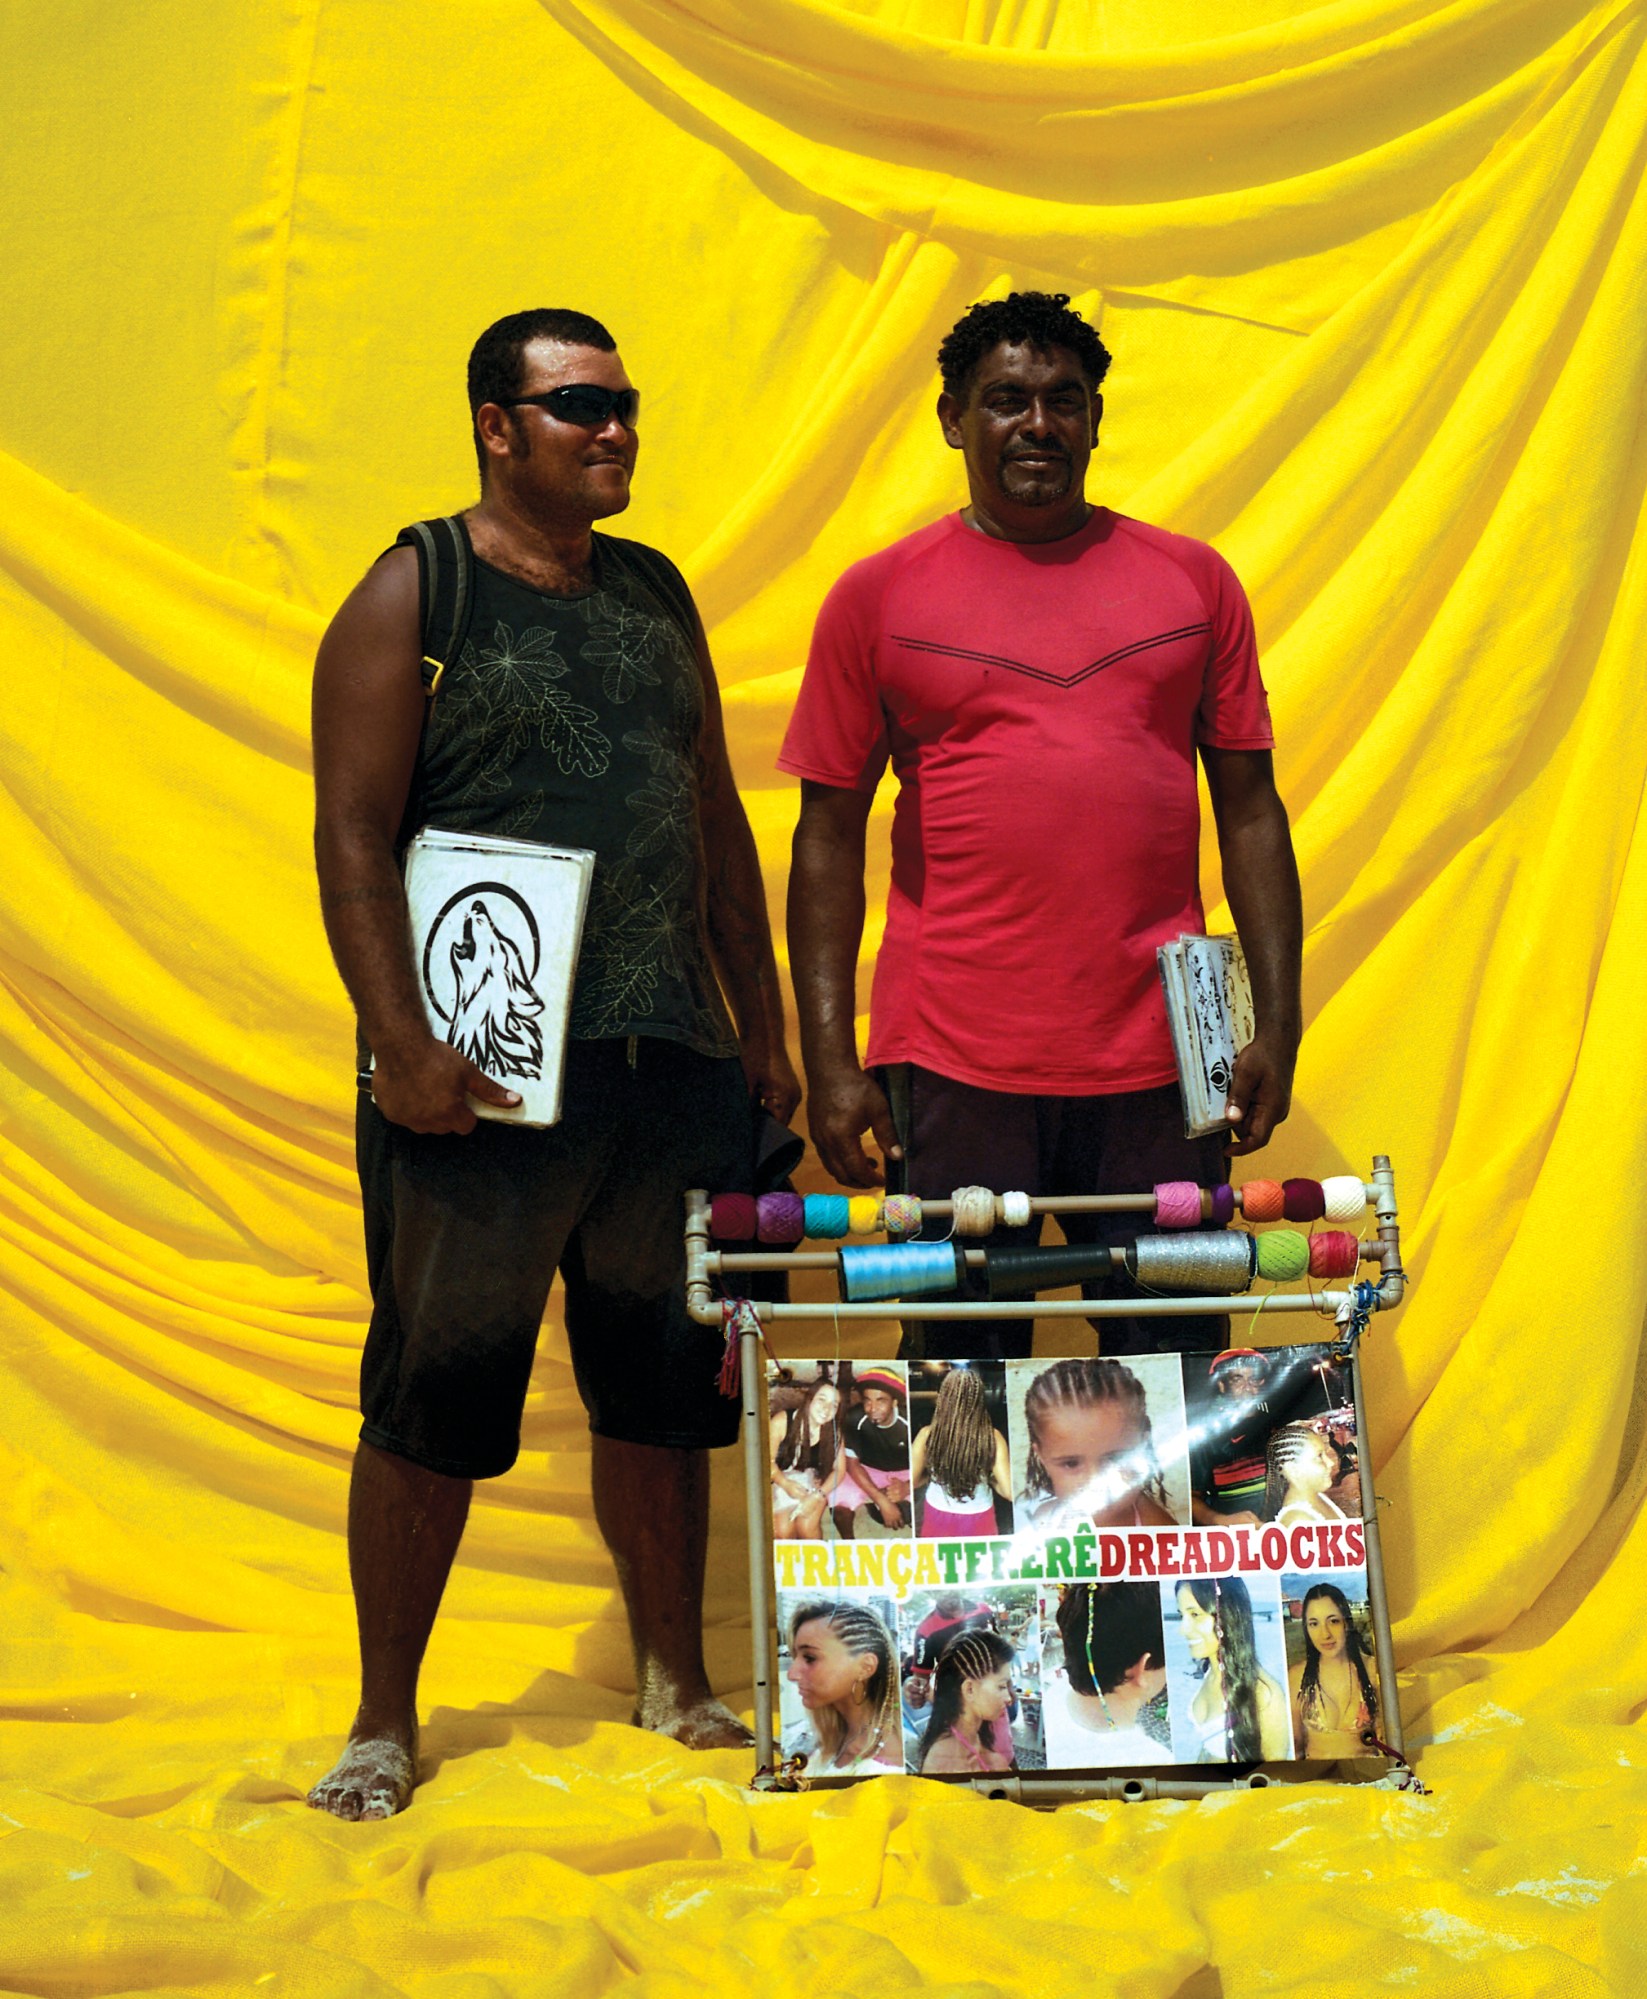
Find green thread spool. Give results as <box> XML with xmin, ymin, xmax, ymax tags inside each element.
<box><xmin>1255</xmin><ymin>1229</ymin><xmax>1311</xmax><ymax>1282</ymax></box>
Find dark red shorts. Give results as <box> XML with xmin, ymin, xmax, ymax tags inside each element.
<box><xmin>882</xmin><ymin>1064</ymin><xmax>1230</xmax><ymax>1361</ymax></box>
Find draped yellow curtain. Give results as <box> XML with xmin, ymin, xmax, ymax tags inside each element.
<box><xmin>4</xmin><ymin>0</ymin><xmax>1646</xmax><ymax>1989</ymax></box>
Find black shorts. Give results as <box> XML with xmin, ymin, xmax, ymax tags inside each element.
<box><xmin>356</xmin><ymin>1037</ymin><xmax>749</xmax><ymax>1476</ymax></box>
<box><xmin>883</xmin><ymin>1064</ymin><xmax>1231</xmax><ymax>1362</ymax></box>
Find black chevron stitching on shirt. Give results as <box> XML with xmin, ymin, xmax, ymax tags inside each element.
<box><xmin>889</xmin><ymin>622</ymin><xmax>1211</xmax><ymax>687</ymax></box>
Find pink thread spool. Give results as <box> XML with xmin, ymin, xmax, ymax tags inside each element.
<box><xmin>710</xmin><ymin>1193</ymin><xmax>757</xmax><ymax>1241</ymax></box>
<box><xmin>1308</xmin><ymin>1230</ymin><xmax>1360</xmax><ymax>1279</ymax></box>
<box><xmin>1154</xmin><ymin>1181</ymin><xmax>1203</xmax><ymax>1230</ymax></box>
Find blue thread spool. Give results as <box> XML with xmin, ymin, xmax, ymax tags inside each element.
<box><xmin>804</xmin><ymin>1194</ymin><xmax>851</xmax><ymax>1239</ymax></box>
<box><xmin>838</xmin><ymin>1242</ymin><xmax>964</xmax><ymax>1303</ymax></box>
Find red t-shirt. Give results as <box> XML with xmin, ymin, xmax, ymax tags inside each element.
<box><xmin>778</xmin><ymin>509</ymin><xmax>1273</xmax><ymax>1094</ymax></box>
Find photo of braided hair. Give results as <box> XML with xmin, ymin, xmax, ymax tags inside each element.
<box><xmin>918</xmin><ymin>1626</ymin><xmax>1016</xmax><ymax>1769</ymax></box>
<box><xmin>1021</xmin><ymin>1357</ymin><xmax>1169</xmax><ymax>1509</ymax></box>
<box><xmin>786</xmin><ymin>1599</ymin><xmax>900</xmax><ymax>1770</ymax></box>
<box><xmin>922</xmin><ymin>1366</ymin><xmax>997</xmax><ymax>1500</ymax></box>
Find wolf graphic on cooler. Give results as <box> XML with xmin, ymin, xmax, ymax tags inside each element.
<box><xmin>448</xmin><ymin>900</ymin><xmax>545</xmax><ymax>1080</ymax></box>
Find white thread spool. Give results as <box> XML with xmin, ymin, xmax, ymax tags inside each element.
<box><xmin>1320</xmin><ymin>1175</ymin><xmax>1369</xmax><ymax>1223</ymax></box>
<box><xmin>999</xmin><ymin>1190</ymin><xmax>1032</xmax><ymax>1229</ymax></box>
<box><xmin>951</xmin><ymin>1186</ymin><xmax>997</xmax><ymax>1237</ymax></box>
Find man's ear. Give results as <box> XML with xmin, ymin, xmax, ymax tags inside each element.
<box><xmin>937</xmin><ymin>390</ymin><xmax>965</xmax><ymax>451</ymax></box>
<box><xmin>1092</xmin><ymin>392</ymin><xmax>1104</xmax><ymax>445</ymax></box>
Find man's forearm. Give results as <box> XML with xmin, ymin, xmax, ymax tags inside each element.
<box><xmin>702</xmin><ymin>800</ymin><xmax>786</xmax><ymax>1048</ymax></box>
<box><xmin>316</xmin><ymin>824</ymin><xmax>429</xmax><ymax>1058</ymax></box>
<box><xmin>788</xmin><ymin>831</ymin><xmax>867</xmax><ymax>1079</ymax></box>
<box><xmin>1219</xmin><ymin>803</ymin><xmax>1302</xmax><ymax>1037</ymax></box>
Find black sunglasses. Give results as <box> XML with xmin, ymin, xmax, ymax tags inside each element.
<box><xmin>505</xmin><ymin>384</ymin><xmax>639</xmax><ymax>428</ymax></box>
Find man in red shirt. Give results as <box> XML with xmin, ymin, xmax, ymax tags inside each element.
<box><xmin>781</xmin><ymin>291</ymin><xmax>1301</xmax><ymax>1359</ymax></box>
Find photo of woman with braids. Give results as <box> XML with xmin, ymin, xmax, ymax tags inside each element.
<box><xmin>910</xmin><ymin>1363</ymin><xmax>1013</xmax><ymax>1537</ymax></box>
<box><xmin>1009</xmin><ymin>1356</ymin><xmax>1190</xmax><ymax>1531</ymax></box>
<box><xmin>778</xmin><ymin>1597</ymin><xmax>904</xmax><ymax>1775</ymax></box>
<box><xmin>915</xmin><ymin>1628</ymin><xmax>1020</xmax><ymax>1776</ymax></box>
<box><xmin>1042</xmin><ymin>1583</ymin><xmax>1173</xmax><ymax>1768</ymax></box>
<box><xmin>767</xmin><ymin>1372</ymin><xmax>847</xmax><ymax>1540</ymax></box>
<box><xmin>1264</xmin><ymin>1421</ymin><xmax>1349</xmax><ymax>1527</ymax></box>
<box><xmin>1283</xmin><ymin>1577</ymin><xmax>1380</xmax><ymax>1758</ymax></box>
<box><xmin>1167</xmin><ymin>1576</ymin><xmax>1292</xmax><ymax>1762</ymax></box>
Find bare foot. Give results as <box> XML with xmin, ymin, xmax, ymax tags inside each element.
<box><xmin>635</xmin><ymin>1692</ymin><xmax>755</xmax><ymax>1751</ymax></box>
<box><xmin>307</xmin><ymin>1734</ymin><xmax>417</xmax><ymax>1820</ymax></box>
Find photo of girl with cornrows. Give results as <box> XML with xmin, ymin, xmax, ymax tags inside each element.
<box><xmin>779</xmin><ymin>1598</ymin><xmax>903</xmax><ymax>1775</ymax></box>
<box><xmin>916</xmin><ymin>1628</ymin><xmax>1019</xmax><ymax>1776</ymax></box>
<box><xmin>910</xmin><ymin>1364</ymin><xmax>1012</xmax><ymax>1537</ymax></box>
<box><xmin>1265</xmin><ymin>1421</ymin><xmax>1349</xmax><ymax>1527</ymax></box>
<box><xmin>1170</xmin><ymin>1576</ymin><xmax>1292</xmax><ymax>1762</ymax></box>
<box><xmin>768</xmin><ymin>1372</ymin><xmax>846</xmax><ymax>1540</ymax></box>
<box><xmin>1286</xmin><ymin>1580</ymin><xmax>1380</xmax><ymax>1757</ymax></box>
<box><xmin>1011</xmin><ymin>1356</ymin><xmax>1189</xmax><ymax>1531</ymax></box>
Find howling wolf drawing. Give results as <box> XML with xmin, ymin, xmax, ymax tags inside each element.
<box><xmin>448</xmin><ymin>901</ymin><xmax>545</xmax><ymax>1079</ymax></box>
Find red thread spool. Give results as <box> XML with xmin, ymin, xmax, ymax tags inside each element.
<box><xmin>1242</xmin><ymin>1179</ymin><xmax>1285</xmax><ymax>1223</ymax></box>
<box><xmin>1308</xmin><ymin>1230</ymin><xmax>1360</xmax><ymax>1279</ymax></box>
<box><xmin>711</xmin><ymin>1193</ymin><xmax>757</xmax><ymax>1241</ymax></box>
<box><xmin>1283</xmin><ymin>1178</ymin><xmax>1327</xmax><ymax>1222</ymax></box>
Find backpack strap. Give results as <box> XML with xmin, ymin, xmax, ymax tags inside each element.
<box><xmin>393</xmin><ymin>515</ymin><xmax>475</xmax><ymax>695</ymax></box>
<box><xmin>605</xmin><ymin>537</ymin><xmax>700</xmax><ymax>649</ymax></box>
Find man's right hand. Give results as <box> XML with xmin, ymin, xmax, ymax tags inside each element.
<box><xmin>805</xmin><ymin>1064</ymin><xmax>903</xmax><ymax>1188</ymax></box>
<box><xmin>369</xmin><ymin>1036</ymin><xmax>522</xmax><ymax>1134</ymax></box>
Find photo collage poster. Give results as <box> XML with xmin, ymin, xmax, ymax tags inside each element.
<box><xmin>766</xmin><ymin>1348</ymin><xmax>1384</xmax><ymax>1780</ymax></box>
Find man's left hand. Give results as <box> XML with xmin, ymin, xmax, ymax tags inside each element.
<box><xmin>741</xmin><ymin>1038</ymin><xmax>802</xmax><ymax>1126</ymax></box>
<box><xmin>1224</xmin><ymin>1026</ymin><xmax>1297</xmax><ymax>1156</ymax></box>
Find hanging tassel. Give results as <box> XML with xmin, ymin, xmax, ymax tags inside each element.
<box><xmin>718</xmin><ymin>1296</ymin><xmax>767</xmax><ymax>1399</ymax></box>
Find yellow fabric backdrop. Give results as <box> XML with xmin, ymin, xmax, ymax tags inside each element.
<box><xmin>3</xmin><ymin>0</ymin><xmax>1646</xmax><ymax>1989</ymax></box>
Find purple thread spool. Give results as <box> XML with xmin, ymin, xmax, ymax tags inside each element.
<box><xmin>756</xmin><ymin>1191</ymin><xmax>805</xmax><ymax>1243</ymax></box>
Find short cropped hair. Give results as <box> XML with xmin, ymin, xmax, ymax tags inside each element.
<box><xmin>937</xmin><ymin>291</ymin><xmax>1111</xmax><ymax>402</ymax></box>
<box><xmin>466</xmin><ymin>308</ymin><xmax>617</xmax><ymax>478</ymax></box>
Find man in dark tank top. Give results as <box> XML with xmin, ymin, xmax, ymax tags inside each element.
<box><xmin>308</xmin><ymin>309</ymin><xmax>798</xmax><ymax>1819</ymax></box>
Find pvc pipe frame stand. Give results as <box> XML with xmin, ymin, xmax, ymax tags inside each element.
<box><xmin>699</xmin><ymin>1156</ymin><xmax>1410</xmax><ymax>1804</ymax></box>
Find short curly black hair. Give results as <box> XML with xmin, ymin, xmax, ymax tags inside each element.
<box><xmin>936</xmin><ymin>291</ymin><xmax>1111</xmax><ymax>402</ymax></box>
<box><xmin>466</xmin><ymin>308</ymin><xmax>616</xmax><ymax>480</ymax></box>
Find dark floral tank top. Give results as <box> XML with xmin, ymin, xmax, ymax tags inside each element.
<box><xmin>401</xmin><ymin>527</ymin><xmax>737</xmax><ymax>1057</ymax></box>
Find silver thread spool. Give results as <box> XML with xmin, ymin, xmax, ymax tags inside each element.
<box><xmin>1129</xmin><ymin>1231</ymin><xmax>1256</xmax><ymax>1293</ymax></box>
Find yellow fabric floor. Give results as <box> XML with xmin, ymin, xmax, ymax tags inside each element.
<box><xmin>3</xmin><ymin>0</ymin><xmax>1647</xmax><ymax>1990</ymax></box>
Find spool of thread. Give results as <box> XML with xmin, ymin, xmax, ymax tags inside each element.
<box><xmin>883</xmin><ymin>1193</ymin><xmax>923</xmax><ymax>1240</ymax></box>
<box><xmin>803</xmin><ymin>1194</ymin><xmax>850</xmax><ymax>1239</ymax></box>
<box><xmin>1131</xmin><ymin>1232</ymin><xmax>1256</xmax><ymax>1294</ymax></box>
<box><xmin>1320</xmin><ymin>1175</ymin><xmax>1368</xmax><ymax>1223</ymax></box>
<box><xmin>1282</xmin><ymin>1178</ymin><xmax>1326</xmax><ymax>1223</ymax></box>
<box><xmin>1308</xmin><ymin>1230</ymin><xmax>1361</xmax><ymax>1279</ymax></box>
<box><xmin>999</xmin><ymin>1190</ymin><xmax>1032</xmax><ymax>1229</ymax></box>
<box><xmin>1208</xmin><ymin>1184</ymin><xmax>1236</xmax><ymax>1228</ymax></box>
<box><xmin>1154</xmin><ymin>1181</ymin><xmax>1203</xmax><ymax>1229</ymax></box>
<box><xmin>838</xmin><ymin>1241</ymin><xmax>963</xmax><ymax>1302</ymax></box>
<box><xmin>709</xmin><ymin>1193</ymin><xmax>757</xmax><ymax>1241</ymax></box>
<box><xmin>756</xmin><ymin>1192</ymin><xmax>805</xmax><ymax>1244</ymax></box>
<box><xmin>1241</xmin><ymin>1179</ymin><xmax>1286</xmax><ymax>1223</ymax></box>
<box><xmin>951</xmin><ymin>1186</ymin><xmax>997</xmax><ymax>1237</ymax></box>
<box><xmin>847</xmin><ymin>1194</ymin><xmax>884</xmax><ymax>1235</ymax></box>
<box><xmin>1255</xmin><ymin>1229</ymin><xmax>1311</xmax><ymax>1282</ymax></box>
<box><xmin>984</xmin><ymin>1243</ymin><xmax>1116</xmax><ymax>1297</ymax></box>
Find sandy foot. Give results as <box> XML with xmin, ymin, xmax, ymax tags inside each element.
<box><xmin>636</xmin><ymin>1695</ymin><xmax>756</xmax><ymax>1751</ymax></box>
<box><xmin>306</xmin><ymin>1736</ymin><xmax>417</xmax><ymax>1820</ymax></box>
